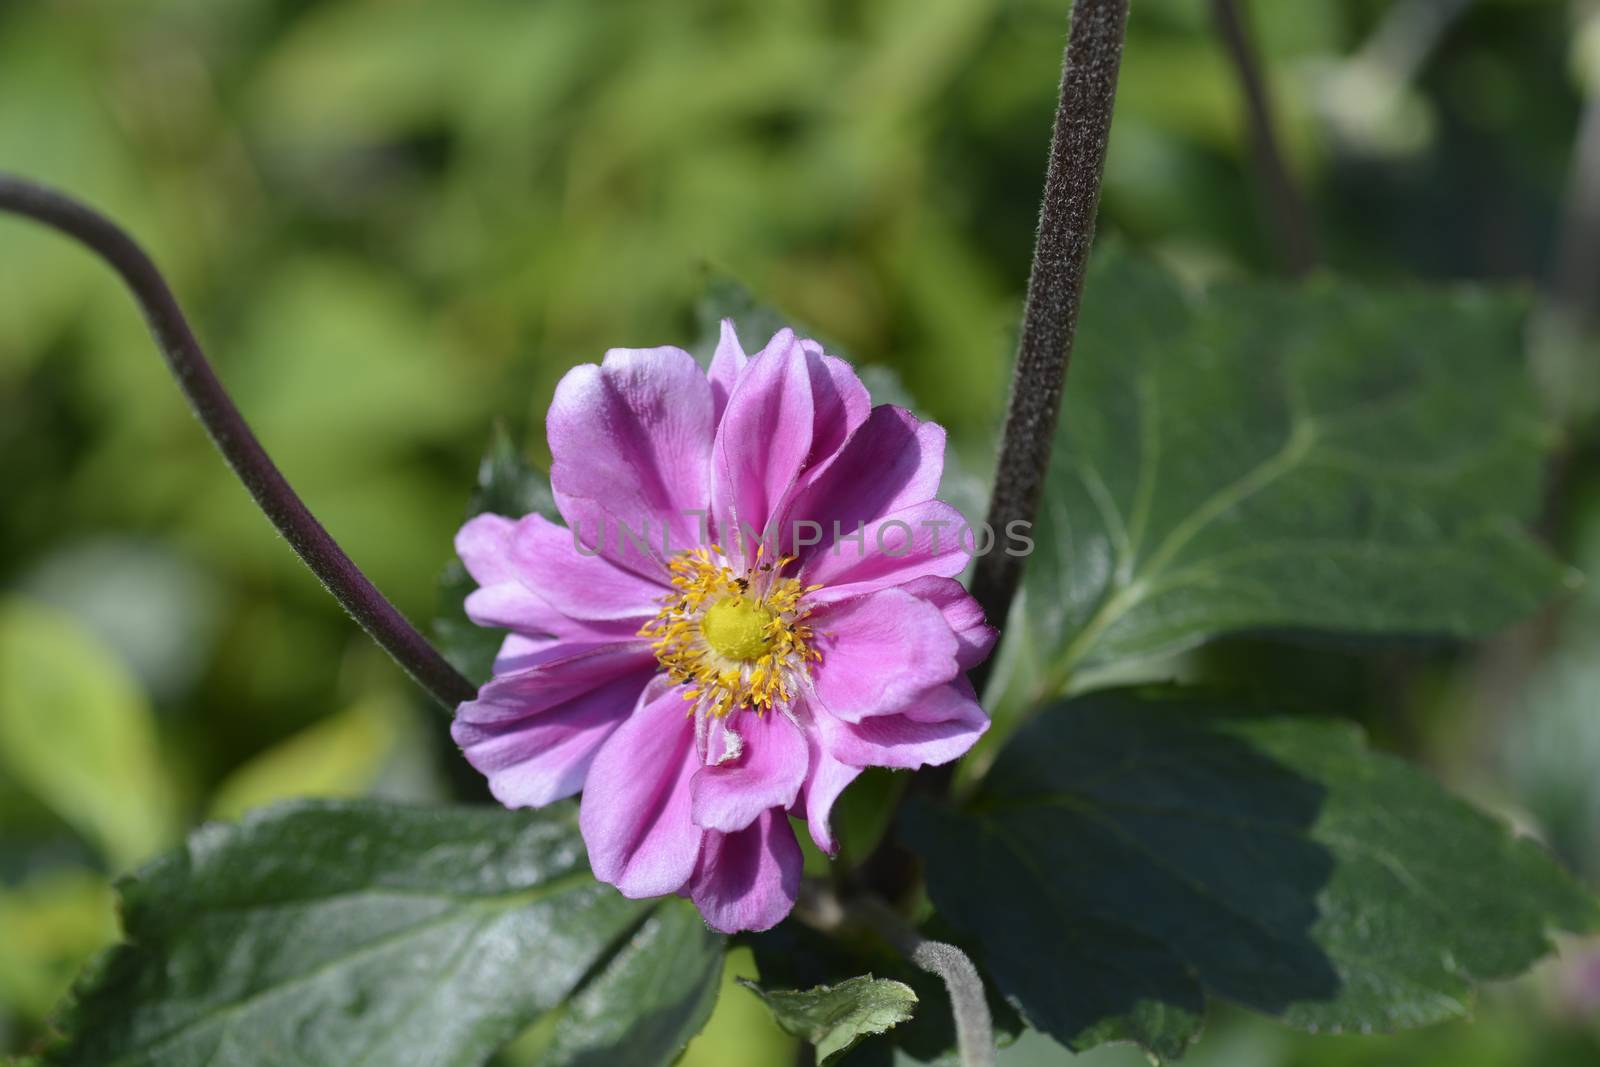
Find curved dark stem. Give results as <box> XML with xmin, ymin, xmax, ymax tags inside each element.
<box><xmin>1210</xmin><ymin>0</ymin><xmax>1319</xmax><ymax>277</ymax></box>
<box><xmin>0</xmin><ymin>174</ymin><xmax>477</xmax><ymax>710</ymax></box>
<box><xmin>967</xmin><ymin>0</ymin><xmax>1129</xmax><ymax>694</ymax></box>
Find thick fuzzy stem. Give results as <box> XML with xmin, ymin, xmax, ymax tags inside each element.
<box><xmin>967</xmin><ymin>0</ymin><xmax>1130</xmax><ymax>670</ymax></box>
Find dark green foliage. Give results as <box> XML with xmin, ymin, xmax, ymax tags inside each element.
<box><xmin>738</xmin><ymin>975</ymin><xmax>917</xmax><ymax>1066</ymax></box>
<box><xmin>750</xmin><ymin>918</ymin><xmax>1023</xmax><ymax>1065</ymax></box>
<box><xmin>906</xmin><ymin>690</ymin><xmax>1599</xmax><ymax>1060</ymax></box>
<box><xmin>1000</xmin><ymin>250</ymin><xmax>1571</xmax><ymax>702</ymax></box>
<box><xmin>38</xmin><ymin>801</ymin><xmax>722</xmax><ymax>1067</ymax></box>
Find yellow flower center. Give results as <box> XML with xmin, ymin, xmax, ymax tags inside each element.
<box><xmin>640</xmin><ymin>546</ymin><xmax>821</xmax><ymax>719</ymax></box>
<box><xmin>701</xmin><ymin>597</ymin><xmax>776</xmax><ymax>662</ymax></box>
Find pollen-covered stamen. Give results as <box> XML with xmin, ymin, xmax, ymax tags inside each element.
<box><xmin>640</xmin><ymin>546</ymin><xmax>821</xmax><ymax>719</ymax></box>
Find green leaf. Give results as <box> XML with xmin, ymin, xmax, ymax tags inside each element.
<box><xmin>748</xmin><ymin>918</ymin><xmax>1023</xmax><ymax>1065</ymax></box>
<box><xmin>1007</xmin><ymin>249</ymin><xmax>1571</xmax><ymax>698</ymax></box>
<box><xmin>40</xmin><ymin>800</ymin><xmax>723</xmax><ymax>1067</ymax></box>
<box><xmin>464</xmin><ymin>422</ymin><xmax>561</xmax><ymax>522</ymax></box>
<box><xmin>0</xmin><ymin>597</ymin><xmax>177</xmax><ymax>870</ymax></box>
<box><xmin>531</xmin><ymin>897</ymin><xmax>724</xmax><ymax>1067</ymax></box>
<box><xmin>738</xmin><ymin>975</ymin><xmax>917</xmax><ymax>1066</ymax></box>
<box><xmin>434</xmin><ymin>426</ymin><xmax>561</xmax><ymax>686</ymax></box>
<box><xmin>905</xmin><ymin>688</ymin><xmax>1599</xmax><ymax>1060</ymax></box>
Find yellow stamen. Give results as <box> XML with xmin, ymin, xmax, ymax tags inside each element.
<box><xmin>638</xmin><ymin>547</ymin><xmax>820</xmax><ymax>717</ymax></box>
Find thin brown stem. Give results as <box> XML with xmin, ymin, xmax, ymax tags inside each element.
<box><xmin>1211</xmin><ymin>0</ymin><xmax>1319</xmax><ymax>277</ymax></box>
<box><xmin>0</xmin><ymin>174</ymin><xmax>477</xmax><ymax>710</ymax></box>
<box><xmin>967</xmin><ymin>0</ymin><xmax>1130</xmax><ymax>688</ymax></box>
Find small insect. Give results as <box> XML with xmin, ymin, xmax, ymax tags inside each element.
<box><xmin>735</xmin><ymin>577</ymin><xmax>749</xmax><ymax>592</ymax></box>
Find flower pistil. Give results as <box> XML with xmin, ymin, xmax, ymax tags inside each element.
<box><xmin>640</xmin><ymin>546</ymin><xmax>821</xmax><ymax>719</ymax></box>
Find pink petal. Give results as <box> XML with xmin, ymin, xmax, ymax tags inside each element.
<box><xmin>802</xmin><ymin>500</ymin><xmax>971</xmax><ymax>599</ymax></box>
<box><xmin>800</xmin><ymin>349</ymin><xmax>872</xmax><ymax>476</ymax></box>
<box><xmin>457</xmin><ymin>643</ymin><xmax>657</xmax><ymax>725</ymax></box>
<box><xmin>781</xmin><ymin>405</ymin><xmax>945</xmax><ymax>562</ymax></box>
<box><xmin>712</xmin><ymin>332</ymin><xmax>870</xmax><ymax>562</ymax></box>
<box><xmin>691</xmin><ymin>709</ymin><xmax>808</xmax><ymax>833</ymax></box>
<box><xmin>891</xmin><ymin>577</ymin><xmax>997</xmax><ymax>671</ymax></box>
<box><xmin>580</xmin><ymin>683</ymin><xmax>703</xmax><ymax>899</ymax></box>
<box><xmin>462</xmin><ymin>581</ymin><xmax>640</xmax><ymax>648</ymax></box>
<box><xmin>900</xmin><ymin>675</ymin><xmax>984</xmax><ymax>724</ymax></box>
<box><xmin>809</xmin><ymin>588</ymin><xmax>960</xmax><ymax>722</ymax></box>
<box><xmin>707</xmin><ymin>319</ymin><xmax>748</xmax><ymax>422</ymax></box>
<box><xmin>492</xmin><ymin>632</ymin><xmax>559</xmax><ymax>674</ymax></box>
<box><xmin>456</xmin><ymin>513</ymin><xmax>524</xmax><ymax>586</ymax></box>
<box><xmin>797</xmin><ymin>727</ymin><xmax>861</xmax><ymax>856</ymax></box>
<box><xmin>461</xmin><ymin>582</ymin><xmax>561</xmax><ymax>632</ymax></box>
<box><xmin>687</xmin><ymin>809</ymin><xmax>803</xmax><ymax>933</ymax></box>
<box><xmin>820</xmin><ymin>681</ymin><xmax>989</xmax><ymax>769</ymax></box>
<box><xmin>548</xmin><ymin>347</ymin><xmax>716</xmax><ymax>576</ymax></box>
<box><xmin>700</xmin><ymin>712</ymin><xmax>737</xmax><ymax>765</ymax></box>
<box><xmin>452</xmin><ymin>646</ymin><xmax>657</xmax><ymax>807</ymax></box>
<box><xmin>506</xmin><ymin>514</ymin><xmax>665</xmax><ymax>623</ymax></box>
<box><xmin>456</xmin><ymin>514</ymin><xmax>562</xmax><ymax>632</ymax></box>
<box><xmin>713</xmin><ymin>331</ymin><xmax>816</xmax><ymax>559</ymax></box>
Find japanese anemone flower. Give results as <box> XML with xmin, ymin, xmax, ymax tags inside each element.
<box><xmin>452</xmin><ymin>324</ymin><xmax>995</xmax><ymax>933</ymax></box>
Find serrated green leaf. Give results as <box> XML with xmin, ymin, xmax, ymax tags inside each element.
<box><xmin>1006</xmin><ymin>249</ymin><xmax>1570</xmax><ymax>701</ymax></box>
<box><xmin>738</xmin><ymin>975</ymin><xmax>917</xmax><ymax>1065</ymax></box>
<box><xmin>434</xmin><ymin>426</ymin><xmax>562</xmax><ymax>686</ymax></box>
<box><xmin>906</xmin><ymin>689</ymin><xmax>1599</xmax><ymax>1060</ymax></box>
<box><xmin>749</xmin><ymin>917</ymin><xmax>1022</xmax><ymax>1066</ymax></box>
<box><xmin>40</xmin><ymin>800</ymin><xmax>722</xmax><ymax>1067</ymax></box>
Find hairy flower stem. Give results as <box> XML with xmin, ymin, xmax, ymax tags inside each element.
<box><xmin>798</xmin><ymin>882</ymin><xmax>995</xmax><ymax>1067</ymax></box>
<box><xmin>1210</xmin><ymin>0</ymin><xmax>1319</xmax><ymax>277</ymax></box>
<box><xmin>856</xmin><ymin>0</ymin><xmax>1129</xmax><ymax>908</ymax></box>
<box><xmin>967</xmin><ymin>0</ymin><xmax>1130</xmax><ymax>678</ymax></box>
<box><xmin>0</xmin><ymin>175</ymin><xmax>477</xmax><ymax>710</ymax></box>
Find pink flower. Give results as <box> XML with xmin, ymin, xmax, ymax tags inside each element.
<box><xmin>452</xmin><ymin>324</ymin><xmax>995</xmax><ymax>932</ymax></box>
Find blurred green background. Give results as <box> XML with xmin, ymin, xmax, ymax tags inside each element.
<box><xmin>2</xmin><ymin>0</ymin><xmax>1597</xmax><ymax>1063</ymax></box>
